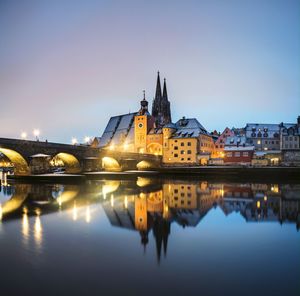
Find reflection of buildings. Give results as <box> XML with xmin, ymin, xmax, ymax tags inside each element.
<box><xmin>102</xmin><ymin>180</ymin><xmax>300</xmax><ymax>262</ymax></box>
<box><xmin>1</xmin><ymin>179</ymin><xmax>299</xmax><ymax>262</ymax></box>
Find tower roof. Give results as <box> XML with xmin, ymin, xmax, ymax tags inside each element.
<box><xmin>155</xmin><ymin>71</ymin><xmax>162</xmax><ymax>99</ymax></box>
<box><xmin>162</xmin><ymin>78</ymin><xmax>168</xmax><ymax>101</ymax></box>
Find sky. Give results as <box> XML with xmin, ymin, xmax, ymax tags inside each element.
<box><xmin>0</xmin><ymin>0</ymin><xmax>299</xmax><ymax>143</ymax></box>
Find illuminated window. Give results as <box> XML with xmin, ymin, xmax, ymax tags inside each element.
<box><xmin>257</xmin><ymin>140</ymin><xmax>261</xmax><ymax>145</ymax></box>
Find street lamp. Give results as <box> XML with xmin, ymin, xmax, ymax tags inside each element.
<box><xmin>21</xmin><ymin>132</ymin><xmax>27</xmax><ymax>140</ymax></box>
<box><xmin>33</xmin><ymin>129</ymin><xmax>40</xmax><ymax>141</ymax></box>
<box><xmin>84</xmin><ymin>136</ymin><xmax>90</xmax><ymax>144</ymax></box>
<box><xmin>72</xmin><ymin>138</ymin><xmax>78</xmax><ymax>145</ymax></box>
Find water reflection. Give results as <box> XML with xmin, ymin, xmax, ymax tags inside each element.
<box><xmin>0</xmin><ymin>177</ymin><xmax>299</xmax><ymax>261</ymax></box>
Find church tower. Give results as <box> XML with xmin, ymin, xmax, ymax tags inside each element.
<box><xmin>151</xmin><ymin>72</ymin><xmax>172</xmax><ymax>127</ymax></box>
<box><xmin>134</xmin><ymin>91</ymin><xmax>150</xmax><ymax>153</ymax></box>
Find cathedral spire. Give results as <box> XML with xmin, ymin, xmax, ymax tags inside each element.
<box><xmin>162</xmin><ymin>78</ymin><xmax>168</xmax><ymax>101</ymax></box>
<box><xmin>155</xmin><ymin>71</ymin><xmax>162</xmax><ymax>100</ymax></box>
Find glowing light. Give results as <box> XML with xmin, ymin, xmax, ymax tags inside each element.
<box><xmin>33</xmin><ymin>129</ymin><xmax>40</xmax><ymax>140</ymax></box>
<box><xmin>109</xmin><ymin>144</ymin><xmax>115</xmax><ymax>151</ymax></box>
<box><xmin>22</xmin><ymin>213</ymin><xmax>29</xmax><ymax>238</ymax></box>
<box><xmin>264</xmin><ymin>195</ymin><xmax>267</xmax><ymax>201</ymax></box>
<box><xmin>72</xmin><ymin>202</ymin><xmax>78</xmax><ymax>221</ymax></box>
<box><xmin>257</xmin><ymin>201</ymin><xmax>261</xmax><ymax>209</ymax></box>
<box><xmin>124</xmin><ymin>196</ymin><xmax>128</xmax><ymax>209</ymax></box>
<box><xmin>34</xmin><ymin>215</ymin><xmax>42</xmax><ymax>246</ymax></box>
<box><xmin>111</xmin><ymin>194</ymin><xmax>114</xmax><ymax>207</ymax></box>
<box><xmin>21</xmin><ymin>132</ymin><xmax>27</xmax><ymax>140</ymax></box>
<box><xmin>85</xmin><ymin>206</ymin><xmax>91</xmax><ymax>223</ymax></box>
<box><xmin>84</xmin><ymin>136</ymin><xmax>90</xmax><ymax>144</ymax></box>
<box><xmin>71</xmin><ymin>138</ymin><xmax>78</xmax><ymax>145</ymax></box>
<box><xmin>0</xmin><ymin>204</ymin><xmax>2</xmax><ymax>221</ymax></box>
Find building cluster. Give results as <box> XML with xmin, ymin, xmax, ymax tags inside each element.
<box><xmin>92</xmin><ymin>73</ymin><xmax>300</xmax><ymax>166</ymax></box>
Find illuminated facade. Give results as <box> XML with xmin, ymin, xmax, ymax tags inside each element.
<box><xmin>97</xmin><ymin>73</ymin><xmax>215</xmax><ymax>165</ymax></box>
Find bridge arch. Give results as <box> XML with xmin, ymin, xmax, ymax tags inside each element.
<box><xmin>52</xmin><ymin>153</ymin><xmax>81</xmax><ymax>174</ymax></box>
<box><xmin>136</xmin><ymin>160</ymin><xmax>156</xmax><ymax>170</ymax></box>
<box><xmin>102</xmin><ymin>157</ymin><xmax>121</xmax><ymax>171</ymax></box>
<box><xmin>146</xmin><ymin>143</ymin><xmax>162</xmax><ymax>155</ymax></box>
<box><xmin>0</xmin><ymin>148</ymin><xmax>30</xmax><ymax>175</ymax></box>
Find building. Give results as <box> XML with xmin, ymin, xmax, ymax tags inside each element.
<box><xmin>245</xmin><ymin>123</ymin><xmax>280</xmax><ymax>151</ymax></box>
<box><xmin>97</xmin><ymin>73</ymin><xmax>214</xmax><ymax>165</ymax></box>
<box><xmin>162</xmin><ymin>117</ymin><xmax>214</xmax><ymax>165</ymax></box>
<box><xmin>214</xmin><ymin>127</ymin><xmax>234</xmax><ymax>157</ymax></box>
<box><xmin>280</xmin><ymin>117</ymin><xmax>300</xmax><ymax>166</ymax></box>
<box><xmin>224</xmin><ymin>136</ymin><xmax>254</xmax><ymax>164</ymax></box>
<box><xmin>152</xmin><ymin>72</ymin><xmax>172</xmax><ymax>127</ymax></box>
<box><xmin>280</xmin><ymin>118</ymin><xmax>300</xmax><ymax>150</ymax></box>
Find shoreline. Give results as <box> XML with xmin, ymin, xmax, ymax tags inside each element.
<box><xmin>6</xmin><ymin>166</ymin><xmax>300</xmax><ymax>183</ymax></box>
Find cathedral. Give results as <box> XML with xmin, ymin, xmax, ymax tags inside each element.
<box><xmin>151</xmin><ymin>72</ymin><xmax>172</xmax><ymax>127</ymax></box>
<box><xmin>96</xmin><ymin>72</ymin><xmax>214</xmax><ymax>165</ymax></box>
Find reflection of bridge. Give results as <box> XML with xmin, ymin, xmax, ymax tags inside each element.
<box><xmin>0</xmin><ymin>138</ymin><xmax>162</xmax><ymax>175</ymax></box>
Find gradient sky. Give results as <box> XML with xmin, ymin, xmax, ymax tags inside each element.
<box><xmin>0</xmin><ymin>0</ymin><xmax>299</xmax><ymax>143</ymax></box>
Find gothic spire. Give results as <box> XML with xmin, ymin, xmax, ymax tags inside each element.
<box><xmin>162</xmin><ymin>78</ymin><xmax>168</xmax><ymax>101</ymax></box>
<box><xmin>155</xmin><ymin>71</ymin><xmax>162</xmax><ymax>100</ymax></box>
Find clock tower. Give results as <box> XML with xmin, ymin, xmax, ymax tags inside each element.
<box><xmin>134</xmin><ymin>91</ymin><xmax>152</xmax><ymax>153</ymax></box>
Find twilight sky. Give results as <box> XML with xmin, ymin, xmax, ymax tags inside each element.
<box><xmin>0</xmin><ymin>0</ymin><xmax>299</xmax><ymax>143</ymax></box>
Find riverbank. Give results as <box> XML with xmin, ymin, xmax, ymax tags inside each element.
<box><xmin>6</xmin><ymin>166</ymin><xmax>300</xmax><ymax>183</ymax></box>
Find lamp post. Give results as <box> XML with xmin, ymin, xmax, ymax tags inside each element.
<box><xmin>72</xmin><ymin>138</ymin><xmax>78</xmax><ymax>145</ymax></box>
<box><xmin>21</xmin><ymin>132</ymin><xmax>27</xmax><ymax>140</ymax></box>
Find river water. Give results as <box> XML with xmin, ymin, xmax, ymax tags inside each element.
<box><xmin>0</xmin><ymin>175</ymin><xmax>299</xmax><ymax>296</ymax></box>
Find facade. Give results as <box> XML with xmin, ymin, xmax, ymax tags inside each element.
<box><xmin>245</xmin><ymin>123</ymin><xmax>280</xmax><ymax>151</ymax></box>
<box><xmin>280</xmin><ymin>117</ymin><xmax>300</xmax><ymax>166</ymax></box>
<box><xmin>98</xmin><ymin>73</ymin><xmax>214</xmax><ymax>165</ymax></box>
<box><xmin>224</xmin><ymin>136</ymin><xmax>254</xmax><ymax>164</ymax></box>
<box><xmin>280</xmin><ymin>118</ymin><xmax>300</xmax><ymax>150</ymax></box>
<box><xmin>214</xmin><ymin>127</ymin><xmax>234</xmax><ymax>157</ymax></box>
<box><xmin>162</xmin><ymin>117</ymin><xmax>214</xmax><ymax>165</ymax></box>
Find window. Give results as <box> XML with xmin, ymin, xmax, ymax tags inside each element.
<box><xmin>187</xmin><ymin>142</ymin><xmax>191</xmax><ymax>146</ymax></box>
<box><xmin>216</xmin><ymin>145</ymin><xmax>218</xmax><ymax>148</ymax></box>
<box><xmin>187</xmin><ymin>150</ymin><xmax>192</xmax><ymax>154</ymax></box>
<box><xmin>174</xmin><ymin>189</ymin><xmax>178</xmax><ymax>193</ymax></box>
<box><xmin>187</xmin><ymin>158</ymin><xmax>191</xmax><ymax>161</ymax></box>
<box><xmin>181</xmin><ymin>150</ymin><xmax>184</xmax><ymax>154</ymax></box>
<box><xmin>174</xmin><ymin>153</ymin><xmax>178</xmax><ymax>157</ymax></box>
<box><xmin>181</xmin><ymin>142</ymin><xmax>184</xmax><ymax>146</ymax></box>
<box><xmin>235</xmin><ymin>152</ymin><xmax>240</xmax><ymax>157</ymax></box>
<box><xmin>257</xmin><ymin>140</ymin><xmax>261</xmax><ymax>145</ymax></box>
<box><xmin>226</xmin><ymin>152</ymin><xmax>232</xmax><ymax>157</ymax></box>
<box><xmin>181</xmin><ymin>158</ymin><xmax>184</xmax><ymax>161</ymax></box>
<box><xmin>174</xmin><ymin>146</ymin><xmax>178</xmax><ymax>150</ymax></box>
<box><xmin>243</xmin><ymin>152</ymin><xmax>249</xmax><ymax>157</ymax></box>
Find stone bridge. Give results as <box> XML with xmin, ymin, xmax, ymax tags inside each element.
<box><xmin>0</xmin><ymin>138</ymin><xmax>162</xmax><ymax>175</ymax></box>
